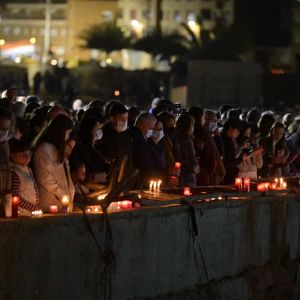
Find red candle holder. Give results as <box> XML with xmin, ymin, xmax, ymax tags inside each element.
<box><xmin>120</xmin><ymin>200</ymin><xmax>132</xmax><ymax>210</ymax></box>
<box><xmin>50</xmin><ymin>205</ymin><xmax>58</xmax><ymax>214</ymax></box>
<box><xmin>12</xmin><ymin>196</ymin><xmax>19</xmax><ymax>218</ymax></box>
<box><xmin>235</xmin><ymin>178</ymin><xmax>242</xmax><ymax>191</ymax></box>
<box><xmin>244</xmin><ymin>177</ymin><xmax>250</xmax><ymax>192</ymax></box>
<box><xmin>183</xmin><ymin>187</ymin><xmax>192</xmax><ymax>196</ymax></box>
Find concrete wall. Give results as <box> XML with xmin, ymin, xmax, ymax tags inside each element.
<box><xmin>0</xmin><ymin>194</ymin><xmax>300</xmax><ymax>299</ymax></box>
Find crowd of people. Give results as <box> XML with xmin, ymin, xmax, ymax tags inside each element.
<box><xmin>1</xmin><ymin>87</ymin><xmax>300</xmax><ymax>216</ymax></box>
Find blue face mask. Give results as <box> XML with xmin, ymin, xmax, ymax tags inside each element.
<box><xmin>152</xmin><ymin>130</ymin><xmax>164</xmax><ymax>142</ymax></box>
<box><xmin>146</xmin><ymin>129</ymin><xmax>153</xmax><ymax>138</ymax></box>
<box><xmin>95</xmin><ymin>129</ymin><xmax>103</xmax><ymax>141</ymax></box>
<box><xmin>0</xmin><ymin>130</ymin><xmax>9</xmax><ymax>142</ymax></box>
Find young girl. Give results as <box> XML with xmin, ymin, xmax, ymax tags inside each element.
<box><xmin>9</xmin><ymin>138</ymin><xmax>39</xmax><ymax>216</ymax></box>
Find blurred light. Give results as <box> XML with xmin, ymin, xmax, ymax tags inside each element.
<box><xmin>106</xmin><ymin>58</ymin><xmax>112</xmax><ymax>64</ymax></box>
<box><xmin>209</xmin><ymin>32</ymin><xmax>216</xmax><ymax>40</ymax></box>
<box><xmin>0</xmin><ymin>39</ymin><xmax>5</xmax><ymax>46</ymax></box>
<box><xmin>29</xmin><ymin>37</ymin><xmax>36</xmax><ymax>44</ymax></box>
<box><xmin>131</xmin><ymin>19</ymin><xmax>140</xmax><ymax>28</ymax></box>
<box><xmin>114</xmin><ymin>90</ymin><xmax>120</xmax><ymax>97</ymax></box>
<box><xmin>15</xmin><ymin>57</ymin><xmax>21</xmax><ymax>63</ymax></box>
<box><xmin>50</xmin><ymin>59</ymin><xmax>58</xmax><ymax>66</ymax></box>
<box><xmin>188</xmin><ymin>20</ymin><xmax>197</xmax><ymax>28</ymax></box>
<box><xmin>271</xmin><ymin>69</ymin><xmax>284</xmax><ymax>75</ymax></box>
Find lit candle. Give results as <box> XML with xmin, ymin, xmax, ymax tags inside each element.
<box><xmin>279</xmin><ymin>177</ymin><xmax>284</xmax><ymax>189</ymax></box>
<box><xmin>244</xmin><ymin>177</ymin><xmax>250</xmax><ymax>192</ymax></box>
<box><xmin>50</xmin><ymin>205</ymin><xmax>58</xmax><ymax>214</ymax></box>
<box><xmin>12</xmin><ymin>196</ymin><xmax>19</xmax><ymax>218</ymax></box>
<box><xmin>62</xmin><ymin>195</ymin><xmax>70</xmax><ymax>206</ymax></box>
<box><xmin>153</xmin><ymin>181</ymin><xmax>157</xmax><ymax>197</ymax></box>
<box><xmin>157</xmin><ymin>180</ymin><xmax>162</xmax><ymax>196</ymax></box>
<box><xmin>183</xmin><ymin>187</ymin><xmax>192</xmax><ymax>196</ymax></box>
<box><xmin>257</xmin><ymin>182</ymin><xmax>269</xmax><ymax>193</ymax></box>
<box><xmin>149</xmin><ymin>180</ymin><xmax>154</xmax><ymax>193</ymax></box>
<box><xmin>282</xmin><ymin>182</ymin><xmax>287</xmax><ymax>190</ymax></box>
<box><xmin>62</xmin><ymin>195</ymin><xmax>70</xmax><ymax>213</ymax></box>
<box><xmin>269</xmin><ymin>183</ymin><xmax>277</xmax><ymax>190</ymax></box>
<box><xmin>175</xmin><ymin>162</ymin><xmax>181</xmax><ymax>169</ymax></box>
<box><xmin>235</xmin><ymin>178</ymin><xmax>242</xmax><ymax>191</ymax></box>
<box><xmin>31</xmin><ymin>210</ymin><xmax>43</xmax><ymax>217</ymax></box>
<box><xmin>121</xmin><ymin>200</ymin><xmax>132</xmax><ymax>209</ymax></box>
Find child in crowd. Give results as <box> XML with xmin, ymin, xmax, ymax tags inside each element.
<box><xmin>9</xmin><ymin>138</ymin><xmax>39</xmax><ymax>216</ymax></box>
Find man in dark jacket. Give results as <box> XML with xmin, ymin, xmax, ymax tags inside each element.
<box><xmin>132</xmin><ymin>112</ymin><xmax>167</xmax><ymax>187</ymax></box>
<box><xmin>221</xmin><ymin>118</ymin><xmax>243</xmax><ymax>184</ymax></box>
<box><xmin>98</xmin><ymin>102</ymin><xmax>133</xmax><ymax>172</ymax></box>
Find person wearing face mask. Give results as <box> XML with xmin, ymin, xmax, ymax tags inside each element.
<box><xmin>259</xmin><ymin>122</ymin><xmax>289</xmax><ymax>177</ymax></box>
<box><xmin>71</xmin><ymin>115</ymin><xmax>107</xmax><ymax>184</ymax></box>
<box><xmin>98</xmin><ymin>102</ymin><xmax>133</xmax><ymax>172</ymax></box>
<box><xmin>32</xmin><ymin>115</ymin><xmax>75</xmax><ymax>212</ymax></box>
<box><xmin>173</xmin><ymin>113</ymin><xmax>199</xmax><ymax>187</ymax></box>
<box><xmin>132</xmin><ymin>112</ymin><xmax>167</xmax><ymax>187</ymax></box>
<box><xmin>9</xmin><ymin>138</ymin><xmax>39</xmax><ymax>216</ymax></box>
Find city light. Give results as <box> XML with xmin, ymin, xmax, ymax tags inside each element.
<box><xmin>0</xmin><ymin>39</ymin><xmax>5</xmax><ymax>46</ymax></box>
<box><xmin>106</xmin><ymin>58</ymin><xmax>112</xmax><ymax>64</ymax></box>
<box><xmin>187</xmin><ymin>20</ymin><xmax>197</xmax><ymax>28</ymax></box>
<box><xmin>15</xmin><ymin>57</ymin><xmax>21</xmax><ymax>64</ymax></box>
<box><xmin>130</xmin><ymin>19</ymin><xmax>144</xmax><ymax>37</ymax></box>
<box><xmin>114</xmin><ymin>90</ymin><xmax>120</xmax><ymax>97</ymax></box>
<box><xmin>29</xmin><ymin>37</ymin><xmax>36</xmax><ymax>44</ymax></box>
<box><xmin>50</xmin><ymin>59</ymin><xmax>58</xmax><ymax>66</ymax></box>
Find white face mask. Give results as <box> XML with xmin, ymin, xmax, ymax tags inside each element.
<box><xmin>95</xmin><ymin>129</ymin><xmax>103</xmax><ymax>141</ymax></box>
<box><xmin>152</xmin><ymin>130</ymin><xmax>164</xmax><ymax>142</ymax></box>
<box><xmin>114</xmin><ymin>121</ymin><xmax>128</xmax><ymax>133</ymax></box>
<box><xmin>146</xmin><ymin>129</ymin><xmax>153</xmax><ymax>138</ymax></box>
<box><xmin>0</xmin><ymin>130</ymin><xmax>9</xmax><ymax>142</ymax></box>
<box><xmin>208</xmin><ymin>122</ymin><xmax>218</xmax><ymax>132</ymax></box>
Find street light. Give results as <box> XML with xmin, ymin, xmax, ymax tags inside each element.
<box><xmin>130</xmin><ymin>19</ymin><xmax>144</xmax><ymax>37</ymax></box>
<box><xmin>187</xmin><ymin>20</ymin><xmax>201</xmax><ymax>39</ymax></box>
<box><xmin>30</xmin><ymin>37</ymin><xmax>36</xmax><ymax>44</ymax></box>
<box><xmin>0</xmin><ymin>39</ymin><xmax>5</xmax><ymax>46</ymax></box>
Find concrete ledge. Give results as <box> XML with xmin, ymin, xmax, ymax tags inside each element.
<box><xmin>0</xmin><ymin>194</ymin><xmax>300</xmax><ymax>299</ymax></box>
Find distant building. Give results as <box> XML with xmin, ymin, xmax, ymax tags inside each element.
<box><xmin>0</xmin><ymin>0</ymin><xmax>118</xmax><ymax>61</ymax></box>
<box><xmin>118</xmin><ymin>0</ymin><xmax>234</xmax><ymax>37</ymax></box>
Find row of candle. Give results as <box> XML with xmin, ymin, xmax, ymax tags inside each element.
<box><xmin>149</xmin><ymin>180</ymin><xmax>162</xmax><ymax>197</ymax></box>
<box><xmin>235</xmin><ymin>177</ymin><xmax>250</xmax><ymax>192</ymax></box>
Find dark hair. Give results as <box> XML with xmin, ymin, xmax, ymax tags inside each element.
<box><xmin>258</xmin><ymin>112</ymin><xmax>276</xmax><ymax>137</ymax></box>
<box><xmin>223</xmin><ymin>118</ymin><xmax>242</xmax><ymax>132</ymax></box>
<box><xmin>247</xmin><ymin>107</ymin><xmax>261</xmax><ymax>124</ymax></box>
<box><xmin>103</xmin><ymin>100</ymin><xmax>121</xmax><ymax>119</ymax></box>
<box><xmin>9</xmin><ymin>138</ymin><xmax>31</xmax><ymax>154</ymax></box>
<box><xmin>69</xmin><ymin>157</ymin><xmax>85</xmax><ymax>174</ymax></box>
<box><xmin>0</xmin><ymin>108</ymin><xmax>12</xmax><ymax>121</ymax></box>
<box><xmin>226</xmin><ymin>108</ymin><xmax>241</xmax><ymax>120</ymax></box>
<box><xmin>188</xmin><ymin>106</ymin><xmax>204</xmax><ymax>127</ymax></box>
<box><xmin>219</xmin><ymin>104</ymin><xmax>233</xmax><ymax>115</ymax></box>
<box><xmin>25</xmin><ymin>102</ymin><xmax>40</xmax><ymax>115</ymax></box>
<box><xmin>249</xmin><ymin>122</ymin><xmax>260</xmax><ymax>135</ymax></box>
<box><xmin>270</xmin><ymin>122</ymin><xmax>285</xmax><ymax>134</ymax></box>
<box><xmin>77</xmin><ymin>116</ymin><xmax>101</xmax><ymax>145</ymax></box>
<box><xmin>82</xmin><ymin>106</ymin><xmax>105</xmax><ymax>123</ymax></box>
<box><xmin>109</xmin><ymin>102</ymin><xmax>128</xmax><ymax>117</ymax></box>
<box><xmin>175</xmin><ymin>113</ymin><xmax>195</xmax><ymax>137</ymax></box>
<box><xmin>33</xmin><ymin>115</ymin><xmax>73</xmax><ymax>163</ymax></box>
<box><xmin>152</xmin><ymin>100</ymin><xmax>176</xmax><ymax>117</ymax></box>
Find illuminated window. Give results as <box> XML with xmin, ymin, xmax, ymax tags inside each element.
<box><xmin>13</xmin><ymin>27</ymin><xmax>21</xmax><ymax>35</ymax></box>
<box><xmin>102</xmin><ymin>10</ymin><xmax>113</xmax><ymax>21</ymax></box>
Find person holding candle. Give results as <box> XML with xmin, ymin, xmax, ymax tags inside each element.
<box><xmin>259</xmin><ymin>122</ymin><xmax>289</xmax><ymax>177</ymax></box>
<box><xmin>32</xmin><ymin>115</ymin><xmax>75</xmax><ymax>213</ymax></box>
<box><xmin>221</xmin><ymin>118</ymin><xmax>245</xmax><ymax>184</ymax></box>
<box><xmin>173</xmin><ymin>113</ymin><xmax>199</xmax><ymax>187</ymax></box>
<box><xmin>132</xmin><ymin>113</ymin><xmax>167</xmax><ymax>187</ymax></box>
<box><xmin>9</xmin><ymin>138</ymin><xmax>39</xmax><ymax>216</ymax></box>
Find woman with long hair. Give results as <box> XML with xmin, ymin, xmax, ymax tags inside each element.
<box><xmin>32</xmin><ymin>115</ymin><xmax>75</xmax><ymax>212</ymax></box>
<box><xmin>259</xmin><ymin>122</ymin><xmax>289</xmax><ymax>177</ymax></box>
<box><xmin>173</xmin><ymin>113</ymin><xmax>199</xmax><ymax>187</ymax></box>
<box><xmin>71</xmin><ymin>114</ymin><xmax>107</xmax><ymax>183</ymax></box>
